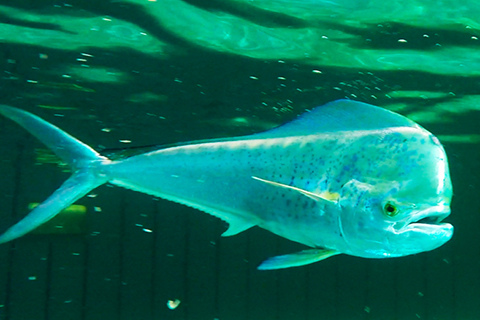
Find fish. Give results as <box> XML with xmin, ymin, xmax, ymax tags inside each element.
<box><xmin>0</xmin><ymin>100</ymin><xmax>453</xmax><ymax>270</ymax></box>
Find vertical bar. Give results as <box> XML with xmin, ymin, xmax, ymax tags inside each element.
<box><xmin>424</xmin><ymin>247</ymin><xmax>455</xmax><ymax>320</ymax></box>
<box><xmin>119</xmin><ymin>192</ymin><xmax>155</xmax><ymax>320</ymax></box>
<box><xmin>152</xmin><ymin>200</ymin><xmax>187</xmax><ymax>320</ymax></box>
<box><xmin>47</xmin><ymin>238</ymin><xmax>87</xmax><ymax>320</ymax></box>
<box><xmin>277</xmin><ymin>241</ymin><xmax>308</xmax><ymax>320</ymax></box>
<box><xmin>246</xmin><ymin>229</ymin><xmax>279</xmax><ymax>320</ymax></box>
<box><xmin>7</xmin><ymin>141</ymin><xmax>51</xmax><ymax>320</ymax></box>
<box><xmin>306</xmin><ymin>256</ymin><xmax>339</xmax><ymax>320</ymax></box>
<box><xmin>83</xmin><ymin>186</ymin><xmax>122</xmax><ymax>320</ymax></box>
<box><xmin>336</xmin><ymin>256</ymin><xmax>369</xmax><ymax>320</ymax></box>
<box><xmin>363</xmin><ymin>259</ymin><xmax>397</xmax><ymax>319</ymax></box>
<box><xmin>395</xmin><ymin>256</ymin><xmax>426</xmax><ymax>319</ymax></box>
<box><xmin>183</xmin><ymin>209</ymin><xmax>218</xmax><ymax>320</ymax></box>
<box><xmin>450</xmin><ymin>144</ymin><xmax>480</xmax><ymax>320</ymax></box>
<box><xmin>45</xmin><ymin>165</ymin><xmax>87</xmax><ymax>320</ymax></box>
<box><xmin>216</xmin><ymin>227</ymin><xmax>249</xmax><ymax>320</ymax></box>
<box><xmin>0</xmin><ymin>120</ymin><xmax>23</xmax><ymax>320</ymax></box>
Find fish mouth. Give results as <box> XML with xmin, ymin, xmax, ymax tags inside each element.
<box><xmin>399</xmin><ymin>210</ymin><xmax>453</xmax><ymax>236</ymax></box>
<box><xmin>410</xmin><ymin>214</ymin><xmax>448</xmax><ymax>226</ymax></box>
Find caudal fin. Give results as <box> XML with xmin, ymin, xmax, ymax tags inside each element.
<box><xmin>0</xmin><ymin>105</ymin><xmax>110</xmax><ymax>243</ymax></box>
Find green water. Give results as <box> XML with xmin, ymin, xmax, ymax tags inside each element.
<box><xmin>0</xmin><ymin>1</ymin><xmax>479</xmax><ymax>319</ymax></box>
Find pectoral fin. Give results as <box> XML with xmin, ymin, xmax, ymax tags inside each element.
<box><xmin>252</xmin><ymin>176</ymin><xmax>339</xmax><ymax>204</ymax></box>
<box><xmin>258</xmin><ymin>249</ymin><xmax>340</xmax><ymax>270</ymax></box>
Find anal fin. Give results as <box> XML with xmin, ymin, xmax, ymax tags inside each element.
<box><xmin>221</xmin><ymin>215</ymin><xmax>256</xmax><ymax>237</ymax></box>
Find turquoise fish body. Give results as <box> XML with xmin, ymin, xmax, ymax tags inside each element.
<box><xmin>0</xmin><ymin>100</ymin><xmax>453</xmax><ymax>269</ymax></box>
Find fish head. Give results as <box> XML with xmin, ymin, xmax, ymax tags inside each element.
<box><xmin>337</xmin><ymin>129</ymin><xmax>453</xmax><ymax>258</ymax></box>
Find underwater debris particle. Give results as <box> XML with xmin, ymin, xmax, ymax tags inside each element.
<box><xmin>167</xmin><ymin>299</ymin><xmax>181</xmax><ymax>310</ymax></box>
<box><xmin>37</xmin><ymin>105</ymin><xmax>77</xmax><ymax>111</ymax></box>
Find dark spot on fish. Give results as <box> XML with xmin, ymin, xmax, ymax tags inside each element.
<box><xmin>302</xmin><ymin>201</ymin><xmax>309</xmax><ymax>209</ymax></box>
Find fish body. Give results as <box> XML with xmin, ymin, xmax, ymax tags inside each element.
<box><xmin>0</xmin><ymin>100</ymin><xmax>453</xmax><ymax>269</ymax></box>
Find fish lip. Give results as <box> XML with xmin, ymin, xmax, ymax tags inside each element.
<box><xmin>408</xmin><ymin>212</ymin><xmax>450</xmax><ymax>226</ymax></box>
<box><xmin>395</xmin><ymin>207</ymin><xmax>451</xmax><ymax>231</ymax></box>
<box><xmin>399</xmin><ymin>221</ymin><xmax>454</xmax><ymax>239</ymax></box>
<box><xmin>396</xmin><ymin>209</ymin><xmax>453</xmax><ymax>236</ymax></box>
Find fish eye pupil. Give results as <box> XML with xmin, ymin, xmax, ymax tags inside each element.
<box><xmin>384</xmin><ymin>203</ymin><xmax>398</xmax><ymax>216</ymax></box>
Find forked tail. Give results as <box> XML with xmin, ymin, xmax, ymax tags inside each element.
<box><xmin>0</xmin><ymin>105</ymin><xmax>111</xmax><ymax>243</ymax></box>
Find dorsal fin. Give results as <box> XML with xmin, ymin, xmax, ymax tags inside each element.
<box><xmin>102</xmin><ymin>100</ymin><xmax>420</xmax><ymax>158</ymax></box>
<box><xmin>254</xmin><ymin>99</ymin><xmax>419</xmax><ymax>138</ymax></box>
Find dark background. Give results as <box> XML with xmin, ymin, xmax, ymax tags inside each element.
<box><xmin>0</xmin><ymin>1</ymin><xmax>479</xmax><ymax>319</ymax></box>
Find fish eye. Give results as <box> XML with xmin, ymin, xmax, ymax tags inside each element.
<box><xmin>384</xmin><ymin>202</ymin><xmax>399</xmax><ymax>217</ymax></box>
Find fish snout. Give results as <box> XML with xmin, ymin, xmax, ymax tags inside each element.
<box><xmin>397</xmin><ymin>204</ymin><xmax>453</xmax><ymax>241</ymax></box>
<box><xmin>408</xmin><ymin>202</ymin><xmax>450</xmax><ymax>224</ymax></box>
